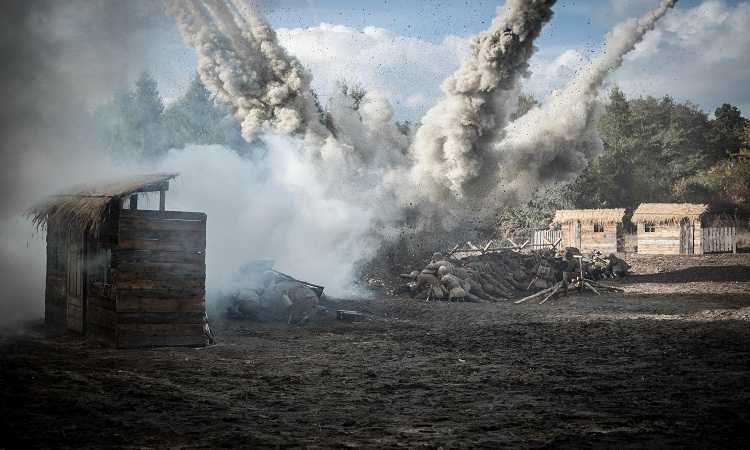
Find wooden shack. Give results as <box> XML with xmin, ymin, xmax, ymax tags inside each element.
<box><xmin>30</xmin><ymin>173</ymin><xmax>209</xmax><ymax>348</ymax></box>
<box><xmin>632</xmin><ymin>203</ymin><xmax>707</xmax><ymax>255</ymax></box>
<box><xmin>551</xmin><ymin>209</ymin><xmax>626</xmax><ymax>254</ymax></box>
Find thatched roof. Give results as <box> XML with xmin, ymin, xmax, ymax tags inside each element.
<box><xmin>552</xmin><ymin>208</ymin><xmax>625</xmax><ymax>225</ymax></box>
<box><xmin>632</xmin><ymin>203</ymin><xmax>708</xmax><ymax>224</ymax></box>
<box><xmin>28</xmin><ymin>173</ymin><xmax>178</xmax><ymax>234</ymax></box>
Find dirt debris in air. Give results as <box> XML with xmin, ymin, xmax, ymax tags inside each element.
<box><xmin>1</xmin><ymin>254</ymin><xmax>750</xmax><ymax>448</ymax></box>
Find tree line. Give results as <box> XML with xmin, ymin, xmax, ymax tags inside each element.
<box><xmin>94</xmin><ymin>72</ymin><xmax>749</xmax><ymax>232</ymax></box>
<box><xmin>500</xmin><ymin>89</ymin><xmax>750</xmax><ymax>236</ymax></box>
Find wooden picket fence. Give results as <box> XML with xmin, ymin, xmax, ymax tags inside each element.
<box><xmin>702</xmin><ymin>226</ymin><xmax>736</xmax><ymax>254</ymax></box>
<box><xmin>531</xmin><ymin>229</ymin><xmax>562</xmax><ymax>250</ymax></box>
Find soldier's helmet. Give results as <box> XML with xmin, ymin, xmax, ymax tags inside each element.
<box><xmin>437</xmin><ymin>265</ymin><xmax>449</xmax><ymax>277</ymax></box>
<box><xmin>431</xmin><ymin>252</ymin><xmax>443</xmax><ymax>261</ymax></box>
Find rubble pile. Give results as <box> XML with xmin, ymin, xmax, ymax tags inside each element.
<box><xmin>225</xmin><ymin>261</ymin><xmax>324</xmax><ymax>324</ymax></box>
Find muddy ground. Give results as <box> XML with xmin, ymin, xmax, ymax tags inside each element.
<box><xmin>2</xmin><ymin>254</ymin><xmax>750</xmax><ymax>449</ymax></box>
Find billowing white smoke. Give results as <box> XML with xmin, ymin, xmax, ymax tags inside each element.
<box><xmin>151</xmin><ymin>141</ymin><xmax>381</xmax><ymax>297</ymax></box>
<box><xmin>408</xmin><ymin>0</ymin><xmax>556</xmax><ymax>201</ymax></box>
<box><xmin>159</xmin><ymin>0</ymin><xmax>678</xmax><ymax>296</ymax></box>
<box><xmin>492</xmin><ymin>0</ymin><xmax>679</xmax><ymax>199</ymax></box>
<box><xmin>165</xmin><ymin>0</ymin><xmax>325</xmax><ymax>141</ymax></box>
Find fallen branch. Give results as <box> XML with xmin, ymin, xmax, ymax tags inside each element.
<box><xmin>583</xmin><ymin>282</ymin><xmax>600</xmax><ymax>296</ymax></box>
<box><xmin>514</xmin><ymin>283</ymin><xmax>559</xmax><ymax>304</ymax></box>
<box><xmin>539</xmin><ymin>284</ymin><xmax>561</xmax><ymax>304</ymax></box>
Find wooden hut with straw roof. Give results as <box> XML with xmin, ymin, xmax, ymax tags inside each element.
<box><xmin>632</xmin><ymin>203</ymin><xmax>707</xmax><ymax>255</ymax></box>
<box><xmin>29</xmin><ymin>173</ymin><xmax>209</xmax><ymax>348</ymax></box>
<box><xmin>551</xmin><ymin>209</ymin><xmax>626</xmax><ymax>254</ymax></box>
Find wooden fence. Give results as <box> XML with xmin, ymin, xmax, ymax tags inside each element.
<box><xmin>531</xmin><ymin>229</ymin><xmax>562</xmax><ymax>250</ymax></box>
<box><xmin>702</xmin><ymin>226</ymin><xmax>736</xmax><ymax>254</ymax></box>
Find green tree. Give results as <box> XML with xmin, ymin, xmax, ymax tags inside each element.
<box><xmin>131</xmin><ymin>72</ymin><xmax>166</xmax><ymax>159</ymax></box>
<box><xmin>162</xmin><ymin>75</ymin><xmax>227</xmax><ymax>149</ymax></box>
<box><xmin>711</xmin><ymin>103</ymin><xmax>747</xmax><ymax>160</ymax></box>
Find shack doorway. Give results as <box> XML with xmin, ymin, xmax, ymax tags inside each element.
<box><xmin>680</xmin><ymin>219</ymin><xmax>694</xmax><ymax>255</ymax></box>
<box><xmin>572</xmin><ymin>221</ymin><xmax>581</xmax><ymax>249</ymax></box>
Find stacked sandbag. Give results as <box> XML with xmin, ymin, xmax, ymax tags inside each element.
<box><xmin>403</xmin><ymin>251</ymin><xmax>548</xmax><ymax>302</ymax></box>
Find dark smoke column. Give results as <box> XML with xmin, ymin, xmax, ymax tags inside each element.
<box><xmin>409</xmin><ymin>0</ymin><xmax>557</xmax><ymax>201</ymax></box>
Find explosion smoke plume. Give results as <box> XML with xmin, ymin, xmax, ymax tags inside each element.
<box><xmin>408</xmin><ymin>0</ymin><xmax>556</xmax><ymax>201</ymax></box>
<box><xmin>165</xmin><ymin>0</ymin><xmax>324</xmax><ymax>141</ymax></box>
<box><xmin>492</xmin><ymin>0</ymin><xmax>679</xmax><ymax>199</ymax></box>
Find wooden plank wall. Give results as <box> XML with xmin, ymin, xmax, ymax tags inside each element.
<box><xmin>638</xmin><ymin>221</ymin><xmax>703</xmax><ymax>255</ymax></box>
<box><xmin>702</xmin><ymin>227</ymin><xmax>737</xmax><ymax>254</ymax></box>
<box><xmin>44</xmin><ymin>224</ymin><xmax>67</xmax><ymax>334</ymax></box>
<box><xmin>112</xmin><ymin>210</ymin><xmax>207</xmax><ymax>348</ymax></box>
<box><xmin>637</xmin><ymin>223</ymin><xmax>682</xmax><ymax>255</ymax></box>
<box><xmin>580</xmin><ymin>224</ymin><xmax>618</xmax><ymax>255</ymax></box>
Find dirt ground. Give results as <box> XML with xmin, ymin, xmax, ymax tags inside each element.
<box><xmin>2</xmin><ymin>254</ymin><xmax>750</xmax><ymax>449</ymax></box>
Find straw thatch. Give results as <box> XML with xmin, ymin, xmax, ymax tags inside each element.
<box><xmin>552</xmin><ymin>208</ymin><xmax>626</xmax><ymax>225</ymax></box>
<box><xmin>28</xmin><ymin>173</ymin><xmax>178</xmax><ymax>234</ymax></box>
<box><xmin>631</xmin><ymin>203</ymin><xmax>708</xmax><ymax>224</ymax></box>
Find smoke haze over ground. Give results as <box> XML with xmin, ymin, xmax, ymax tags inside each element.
<box><xmin>0</xmin><ymin>0</ymin><xmax>166</xmax><ymax>328</ymax></box>
<box><xmin>0</xmin><ymin>0</ymin><xmax>680</xmax><ymax>328</ymax></box>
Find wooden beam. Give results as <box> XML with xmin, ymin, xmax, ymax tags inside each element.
<box><xmin>159</xmin><ymin>190</ymin><xmax>166</xmax><ymax>212</ymax></box>
<box><xmin>129</xmin><ymin>194</ymin><xmax>138</xmax><ymax>210</ymax></box>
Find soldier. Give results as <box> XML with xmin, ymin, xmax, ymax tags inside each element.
<box><xmin>607</xmin><ymin>253</ymin><xmax>630</xmax><ymax>278</ymax></box>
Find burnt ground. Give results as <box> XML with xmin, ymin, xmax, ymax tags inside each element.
<box><xmin>2</xmin><ymin>255</ymin><xmax>750</xmax><ymax>449</ymax></box>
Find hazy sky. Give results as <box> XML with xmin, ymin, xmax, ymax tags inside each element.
<box><xmin>142</xmin><ymin>0</ymin><xmax>750</xmax><ymax>121</ymax></box>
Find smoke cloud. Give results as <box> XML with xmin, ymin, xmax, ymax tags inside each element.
<box><xmin>408</xmin><ymin>0</ymin><xmax>556</xmax><ymax>201</ymax></box>
<box><xmin>491</xmin><ymin>0</ymin><xmax>679</xmax><ymax>200</ymax></box>
<box><xmin>0</xmin><ymin>0</ymin><xmax>165</xmax><ymax>328</ymax></box>
<box><xmin>165</xmin><ymin>0</ymin><xmax>326</xmax><ymax>142</ymax></box>
<box><xmin>0</xmin><ymin>0</ymin><xmax>680</xmax><ymax>330</ymax></box>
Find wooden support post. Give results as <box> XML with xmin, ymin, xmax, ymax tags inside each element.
<box><xmin>159</xmin><ymin>190</ymin><xmax>166</xmax><ymax>212</ymax></box>
<box><xmin>129</xmin><ymin>194</ymin><xmax>138</xmax><ymax>210</ymax></box>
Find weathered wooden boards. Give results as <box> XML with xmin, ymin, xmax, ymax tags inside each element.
<box><xmin>109</xmin><ymin>210</ymin><xmax>208</xmax><ymax>348</ymax></box>
<box><xmin>702</xmin><ymin>227</ymin><xmax>737</xmax><ymax>254</ymax></box>
<box><xmin>637</xmin><ymin>222</ymin><xmax>703</xmax><ymax>255</ymax></box>
<box><xmin>535</xmin><ymin>222</ymin><xmax>620</xmax><ymax>254</ymax></box>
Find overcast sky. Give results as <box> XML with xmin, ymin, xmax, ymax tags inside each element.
<box><xmin>129</xmin><ymin>0</ymin><xmax>750</xmax><ymax>120</ymax></box>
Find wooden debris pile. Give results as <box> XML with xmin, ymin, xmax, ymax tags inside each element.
<box><xmin>226</xmin><ymin>261</ymin><xmax>324</xmax><ymax>324</ymax></box>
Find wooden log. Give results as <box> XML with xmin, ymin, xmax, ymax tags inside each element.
<box><xmin>539</xmin><ymin>284</ymin><xmax>560</xmax><ymax>304</ymax></box>
<box><xmin>514</xmin><ymin>283</ymin><xmax>558</xmax><ymax>304</ymax></box>
<box><xmin>584</xmin><ymin>282</ymin><xmax>601</xmax><ymax>296</ymax></box>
